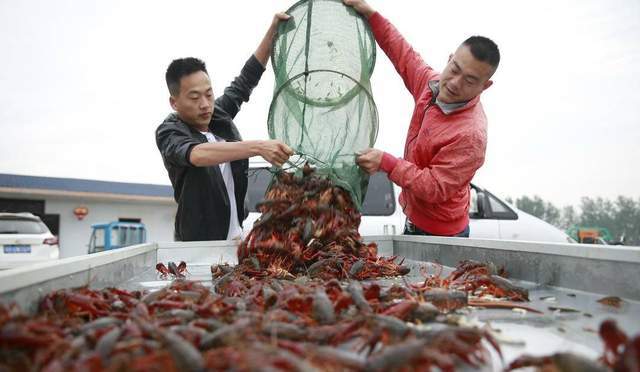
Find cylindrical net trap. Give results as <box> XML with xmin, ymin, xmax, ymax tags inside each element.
<box><xmin>268</xmin><ymin>0</ymin><xmax>378</xmax><ymax>208</ymax></box>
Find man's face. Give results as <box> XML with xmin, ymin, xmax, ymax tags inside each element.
<box><xmin>438</xmin><ymin>45</ymin><xmax>495</xmax><ymax>104</ymax></box>
<box><xmin>170</xmin><ymin>71</ymin><xmax>214</xmax><ymax>129</ymax></box>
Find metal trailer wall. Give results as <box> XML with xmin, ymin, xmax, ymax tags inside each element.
<box><xmin>0</xmin><ymin>244</ymin><xmax>156</xmax><ymax>313</ymax></box>
<box><xmin>392</xmin><ymin>235</ymin><xmax>640</xmax><ymax>301</ymax></box>
<box><xmin>1</xmin><ymin>236</ymin><xmax>638</xmax><ymax>310</ymax></box>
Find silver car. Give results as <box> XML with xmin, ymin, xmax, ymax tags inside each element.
<box><xmin>0</xmin><ymin>212</ymin><xmax>60</xmax><ymax>269</ymax></box>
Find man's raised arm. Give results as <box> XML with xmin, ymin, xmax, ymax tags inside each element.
<box><xmin>254</xmin><ymin>12</ymin><xmax>291</xmax><ymax>67</ymax></box>
<box><xmin>215</xmin><ymin>12</ymin><xmax>290</xmax><ymax>118</ymax></box>
<box><xmin>343</xmin><ymin>0</ymin><xmax>437</xmax><ymax>100</ymax></box>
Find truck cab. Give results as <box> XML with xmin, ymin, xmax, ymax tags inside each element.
<box><xmin>88</xmin><ymin>221</ymin><xmax>147</xmax><ymax>254</ymax></box>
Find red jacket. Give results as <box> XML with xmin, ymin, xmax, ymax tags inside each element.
<box><xmin>369</xmin><ymin>12</ymin><xmax>488</xmax><ymax>236</ymax></box>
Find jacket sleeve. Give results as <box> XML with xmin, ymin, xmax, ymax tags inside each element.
<box><xmin>386</xmin><ymin>133</ymin><xmax>486</xmax><ymax>204</ymax></box>
<box><xmin>368</xmin><ymin>12</ymin><xmax>438</xmax><ymax>101</ymax></box>
<box><xmin>156</xmin><ymin>125</ymin><xmax>200</xmax><ymax>168</ymax></box>
<box><xmin>214</xmin><ymin>55</ymin><xmax>266</xmax><ymax>119</ymax></box>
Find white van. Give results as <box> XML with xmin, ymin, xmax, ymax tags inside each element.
<box><xmin>244</xmin><ymin>165</ymin><xmax>574</xmax><ymax>243</ymax></box>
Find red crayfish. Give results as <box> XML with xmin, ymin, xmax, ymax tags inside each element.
<box><xmin>156</xmin><ymin>261</ymin><xmax>188</xmax><ymax>279</ymax></box>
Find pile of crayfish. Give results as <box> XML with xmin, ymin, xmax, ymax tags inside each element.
<box><xmin>404</xmin><ymin>259</ymin><xmax>535</xmax><ymax>314</ymax></box>
<box><xmin>1</xmin><ymin>276</ymin><xmax>638</xmax><ymax>371</ymax></box>
<box><xmin>0</xmin><ymin>278</ymin><xmax>505</xmax><ymax>371</ymax></box>
<box><xmin>237</xmin><ymin>166</ymin><xmax>409</xmax><ymax>281</ymax></box>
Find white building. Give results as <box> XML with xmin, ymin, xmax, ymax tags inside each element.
<box><xmin>0</xmin><ymin>173</ymin><xmax>176</xmax><ymax>258</ymax></box>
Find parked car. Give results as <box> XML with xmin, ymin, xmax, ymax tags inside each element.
<box><xmin>243</xmin><ymin>164</ymin><xmax>575</xmax><ymax>243</ymax></box>
<box><xmin>0</xmin><ymin>212</ymin><xmax>60</xmax><ymax>269</ymax></box>
<box><xmin>468</xmin><ymin>184</ymin><xmax>575</xmax><ymax>243</ymax></box>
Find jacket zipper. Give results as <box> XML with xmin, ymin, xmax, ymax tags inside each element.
<box><xmin>405</xmin><ymin>97</ymin><xmax>436</xmax><ymax>159</ymax></box>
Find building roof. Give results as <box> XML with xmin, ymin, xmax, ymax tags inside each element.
<box><xmin>0</xmin><ymin>173</ymin><xmax>174</xmax><ymax>203</ymax></box>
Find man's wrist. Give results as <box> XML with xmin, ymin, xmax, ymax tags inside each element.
<box><xmin>248</xmin><ymin>140</ymin><xmax>262</xmax><ymax>157</ymax></box>
<box><xmin>363</xmin><ymin>7</ymin><xmax>376</xmax><ymax>18</ymax></box>
<box><xmin>380</xmin><ymin>152</ymin><xmax>399</xmax><ymax>173</ymax></box>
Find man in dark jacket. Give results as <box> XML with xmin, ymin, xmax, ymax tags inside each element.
<box><xmin>156</xmin><ymin>13</ymin><xmax>293</xmax><ymax>242</ymax></box>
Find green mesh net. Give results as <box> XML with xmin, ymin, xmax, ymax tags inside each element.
<box><xmin>268</xmin><ymin>0</ymin><xmax>378</xmax><ymax>209</ymax></box>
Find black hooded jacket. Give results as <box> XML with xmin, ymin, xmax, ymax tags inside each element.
<box><xmin>156</xmin><ymin>55</ymin><xmax>265</xmax><ymax>241</ymax></box>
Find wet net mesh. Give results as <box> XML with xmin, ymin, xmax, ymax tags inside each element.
<box><xmin>268</xmin><ymin>0</ymin><xmax>378</xmax><ymax>209</ymax></box>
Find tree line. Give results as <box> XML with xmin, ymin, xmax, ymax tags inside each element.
<box><xmin>505</xmin><ymin>196</ymin><xmax>640</xmax><ymax>246</ymax></box>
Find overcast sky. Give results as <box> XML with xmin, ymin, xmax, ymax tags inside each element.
<box><xmin>1</xmin><ymin>0</ymin><xmax>638</xmax><ymax>207</ymax></box>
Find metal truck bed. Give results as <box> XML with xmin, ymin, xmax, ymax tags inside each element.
<box><xmin>1</xmin><ymin>236</ymin><xmax>639</xmax><ymax>368</ymax></box>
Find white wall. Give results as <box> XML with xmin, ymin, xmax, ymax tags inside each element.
<box><xmin>44</xmin><ymin>199</ymin><xmax>176</xmax><ymax>258</ymax></box>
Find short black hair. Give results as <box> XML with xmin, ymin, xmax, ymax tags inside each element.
<box><xmin>165</xmin><ymin>57</ymin><xmax>208</xmax><ymax>96</ymax></box>
<box><xmin>462</xmin><ymin>36</ymin><xmax>500</xmax><ymax>71</ymax></box>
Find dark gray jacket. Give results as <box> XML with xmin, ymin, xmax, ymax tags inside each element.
<box><xmin>156</xmin><ymin>55</ymin><xmax>265</xmax><ymax>241</ymax></box>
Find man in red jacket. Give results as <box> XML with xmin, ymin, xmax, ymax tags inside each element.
<box><xmin>345</xmin><ymin>0</ymin><xmax>500</xmax><ymax>237</ymax></box>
